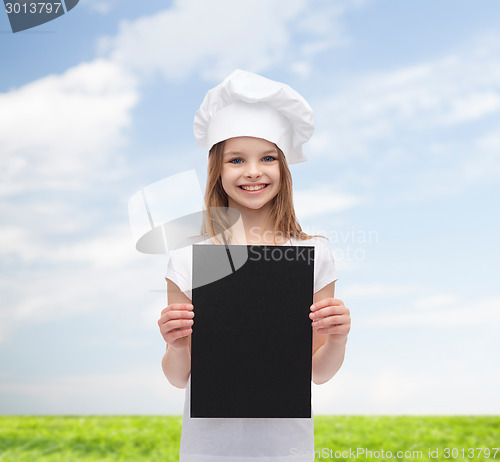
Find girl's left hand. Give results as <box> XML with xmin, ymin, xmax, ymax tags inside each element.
<box><xmin>309</xmin><ymin>298</ymin><xmax>351</xmax><ymax>343</ymax></box>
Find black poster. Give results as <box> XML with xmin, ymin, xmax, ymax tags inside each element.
<box><xmin>191</xmin><ymin>244</ymin><xmax>314</xmax><ymax>418</ymax></box>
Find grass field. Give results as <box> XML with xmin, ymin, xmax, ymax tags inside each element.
<box><xmin>0</xmin><ymin>416</ymin><xmax>498</xmax><ymax>461</ymax></box>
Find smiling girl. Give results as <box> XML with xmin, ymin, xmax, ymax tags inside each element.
<box><xmin>157</xmin><ymin>70</ymin><xmax>351</xmax><ymax>462</ymax></box>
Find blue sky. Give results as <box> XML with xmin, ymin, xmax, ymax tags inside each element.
<box><xmin>1</xmin><ymin>0</ymin><xmax>499</xmax><ymax>415</ymax></box>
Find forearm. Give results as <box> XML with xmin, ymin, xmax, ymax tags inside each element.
<box><xmin>161</xmin><ymin>345</ymin><xmax>191</xmax><ymax>389</ymax></box>
<box><xmin>311</xmin><ymin>336</ymin><xmax>347</xmax><ymax>385</ymax></box>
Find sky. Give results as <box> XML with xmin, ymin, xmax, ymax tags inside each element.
<box><xmin>0</xmin><ymin>0</ymin><xmax>499</xmax><ymax>415</ymax></box>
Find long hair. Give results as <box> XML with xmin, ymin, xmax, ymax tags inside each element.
<box><xmin>201</xmin><ymin>140</ymin><xmax>326</xmax><ymax>245</ymax></box>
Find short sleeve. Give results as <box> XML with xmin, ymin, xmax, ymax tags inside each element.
<box><xmin>165</xmin><ymin>246</ymin><xmax>193</xmax><ymax>300</ymax></box>
<box><xmin>313</xmin><ymin>238</ymin><xmax>338</xmax><ymax>294</ymax></box>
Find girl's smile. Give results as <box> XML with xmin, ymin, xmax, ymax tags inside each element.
<box><xmin>238</xmin><ymin>183</ymin><xmax>269</xmax><ymax>193</ymax></box>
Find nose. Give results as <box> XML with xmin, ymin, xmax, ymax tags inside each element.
<box><xmin>244</xmin><ymin>160</ymin><xmax>263</xmax><ymax>179</ymax></box>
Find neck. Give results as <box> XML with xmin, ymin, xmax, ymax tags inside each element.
<box><xmin>226</xmin><ymin>200</ymin><xmax>283</xmax><ymax>245</ymax></box>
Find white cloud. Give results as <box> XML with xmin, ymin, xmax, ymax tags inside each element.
<box><xmin>313</xmin><ymin>366</ymin><xmax>500</xmax><ymax>414</ymax></box>
<box><xmin>413</xmin><ymin>294</ymin><xmax>458</xmax><ymax>309</ymax></box>
<box><xmin>50</xmin><ymin>224</ymin><xmax>138</xmax><ymax>268</ymax></box>
<box><xmin>341</xmin><ymin>283</ymin><xmax>423</xmax><ymax>299</ymax></box>
<box><xmin>99</xmin><ymin>0</ymin><xmax>362</xmax><ymax>82</ymax></box>
<box><xmin>0</xmin><ymin>59</ymin><xmax>139</xmax><ymax>196</ymax></box>
<box><xmin>0</xmin><ymin>220</ymin><xmax>137</xmax><ymax>267</ymax></box>
<box><xmin>294</xmin><ymin>185</ymin><xmax>364</xmax><ymax>219</ymax></box>
<box><xmin>80</xmin><ymin>0</ymin><xmax>117</xmax><ymax>14</ymax></box>
<box><xmin>0</xmin><ymin>233</ymin><xmax>169</xmax><ymax>344</ymax></box>
<box><xmin>0</xmin><ymin>225</ymin><xmax>37</xmax><ymax>263</ymax></box>
<box><xmin>443</xmin><ymin>91</ymin><xmax>500</xmax><ymax>124</ymax></box>
<box><xmin>359</xmin><ymin>297</ymin><xmax>500</xmax><ymax>328</ymax></box>
<box><xmin>315</xmin><ymin>42</ymin><xmax>500</xmax><ymax>157</ymax></box>
<box><xmin>459</xmin><ymin>126</ymin><xmax>500</xmax><ymax>184</ymax></box>
<box><xmin>310</xmin><ymin>32</ymin><xmax>500</xmax><ymax>196</ymax></box>
<box><xmin>0</xmin><ymin>368</ymin><xmax>185</xmax><ymax>414</ymax></box>
<box><xmin>100</xmin><ymin>0</ymin><xmax>301</xmax><ymax>81</ymax></box>
<box><xmin>0</xmin><ymin>57</ymin><xmax>144</xmax><ymax>348</ymax></box>
<box><xmin>290</xmin><ymin>61</ymin><xmax>312</xmax><ymax>79</ymax></box>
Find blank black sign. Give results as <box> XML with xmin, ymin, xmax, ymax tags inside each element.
<box><xmin>191</xmin><ymin>245</ymin><xmax>314</xmax><ymax>418</ymax></box>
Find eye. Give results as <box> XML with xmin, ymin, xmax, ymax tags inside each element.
<box><xmin>263</xmin><ymin>155</ymin><xmax>277</xmax><ymax>162</ymax></box>
<box><xmin>229</xmin><ymin>158</ymin><xmax>243</xmax><ymax>164</ymax></box>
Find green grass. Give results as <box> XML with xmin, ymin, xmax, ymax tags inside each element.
<box><xmin>0</xmin><ymin>416</ymin><xmax>498</xmax><ymax>461</ymax></box>
<box><xmin>0</xmin><ymin>416</ymin><xmax>181</xmax><ymax>462</ymax></box>
<box><xmin>314</xmin><ymin>416</ymin><xmax>499</xmax><ymax>461</ymax></box>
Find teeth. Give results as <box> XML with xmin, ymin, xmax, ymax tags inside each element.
<box><xmin>241</xmin><ymin>184</ymin><xmax>267</xmax><ymax>191</ymax></box>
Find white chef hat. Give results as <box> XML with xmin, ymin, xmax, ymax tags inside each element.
<box><xmin>193</xmin><ymin>69</ymin><xmax>314</xmax><ymax>164</ymax></box>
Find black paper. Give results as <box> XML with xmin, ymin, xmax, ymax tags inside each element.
<box><xmin>191</xmin><ymin>244</ymin><xmax>314</xmax><ymax>418</ymax></box>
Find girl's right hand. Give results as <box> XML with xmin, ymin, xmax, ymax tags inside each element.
<box><xmin>157</xmin><ymin>303</ymin><xmax>194</xmax><ymax>351</ymax></box>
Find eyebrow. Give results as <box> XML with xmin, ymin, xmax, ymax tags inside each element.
<box><xmin>223</xmin><ymin>149</ymin><xmax>278</xmax><ymax>157</ymax></box>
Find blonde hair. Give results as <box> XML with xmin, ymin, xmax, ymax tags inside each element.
<box><xmin>201</xmin><ymin>140</ymin><xmax>326</xmax><ymax>245</ymax></box>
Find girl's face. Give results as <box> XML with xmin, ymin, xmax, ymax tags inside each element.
<box><xmin>221</xmin><ymin>136</ymin><xmax>281</xmax><ymax>213</ymax></box>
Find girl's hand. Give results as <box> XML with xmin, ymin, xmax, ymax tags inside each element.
<box><xmin>158</xmin><ymin>303</ymin><xmax>194</xmax><ymax>351</ymax></box>
<box><xmin>309</xmin><ymin>298</ymin><xmax>350</xmax><ymax>344</ymax></box>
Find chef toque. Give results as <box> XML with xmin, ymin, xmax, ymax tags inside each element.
<box><xmin>193</xmin><ymin>69</ymin><xmax>314</xmax><ymax>164</ymax></box>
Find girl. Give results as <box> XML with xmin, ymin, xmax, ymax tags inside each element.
<box><xmin>157</xmin><ymin>70</ymin><xmax>351</xmax><ymax>462</ymax></box>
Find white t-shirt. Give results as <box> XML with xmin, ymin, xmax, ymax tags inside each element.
<box><xmin>165</xmin><ymin>236</ymin><xmax>338</xmax><ymax>462</ymax></box>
